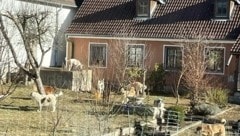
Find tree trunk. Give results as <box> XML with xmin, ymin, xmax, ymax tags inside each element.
<box><xmin>33</xmin><ymin>69</ymin><xmax>45</xmax><ymax>94</ymax></box>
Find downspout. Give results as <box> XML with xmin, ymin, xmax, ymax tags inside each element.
<box><xmin>54</xmin><ymin>4</ymin><xmax>63</xmax><ymax>66</ymax></box>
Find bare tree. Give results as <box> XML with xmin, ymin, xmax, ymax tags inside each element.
<box><xmin>0</xmin><ymin>1</ymin><xmax>54</xmax><ymax>94</ymax></box>
<box><xmin>179</xmin><ymin>36</ymin><xmax>211</xmax><ymax>106</ymax></box>
<box><xmin>0</xmin><ymin>35</ymin><xmax>8</xmax><ymax>84</ymax></box>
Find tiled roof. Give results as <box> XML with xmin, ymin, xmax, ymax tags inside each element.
<box><xmin>66</xmin><ymin>0</ymin><xmax>240</xmax><ymax>40</ymax></box>
<box><xmin>231</xmin><ymin>35</ymin><xmax>240</xmax><ymax>54</ymax></box>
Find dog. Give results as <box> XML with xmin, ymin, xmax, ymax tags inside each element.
<box><xmin>132</xmin><ymin>81</ymin><xmax>147</xmax><ymax>95</ymax></box>
<box><xmin>30</xmin><ymin>91</ymin><xmax>63</xmax><ymax>112</ymax></box>
<box><xmin>152</xmin><ymin>98</ymin><xmax>166</xmax><ymax>123</ymax></box>
<box><xmin>33</xmin><ymin>85</ymin><xmax>56</xmax><ymax>95</ymax></box>
<box><xmin>97</xmin><ymin>79</ymin><xmax>104</xmax><ymax>94</ymax></box>
<box><xmin>65</xmin><ymin>58</ymin><xmax>83</xmax><ymax>71</ymax></box>
<box><xmin>125</xmin><ymin>81</ymin><xmax>147</xmax><ymax>96</ymax></box>
<box><xmin>121</xmin><ymin>87</ymin><xmax>136</xmax><ymax>104</ymax></box>
<box><xmin>196</xmin><ymin>118</ymin><xmax>226</xmax><ymax>136</ymax></box>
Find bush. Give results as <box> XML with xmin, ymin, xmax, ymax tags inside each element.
<box><xmin>146</xmin><ymin>63</ymin><xmax>165</xmax><ymax>94</ymax></box>
<box><xmin>193</xmin><ymin>103</ymin><xmax>221</xmax><ymax>116</ymax></box>
<box><xmin>205</xmin><ymin>88</ymin><xmax>229</xmax><ymax>107</ymax></box>
<box><xmin>166</xmin><ymin>105</ymin><xmax>185</xmax><ymax>125</ymax></box>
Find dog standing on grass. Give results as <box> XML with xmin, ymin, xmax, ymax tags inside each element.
<box><xmin>30</xmin><ymin>91</ymin><xmax>63</xmax><ymax>112</ymax></box>
<box><xmin>196</xmin><ymin>118</ymin><xmax>226</xmax><ymax>136</ymax></box>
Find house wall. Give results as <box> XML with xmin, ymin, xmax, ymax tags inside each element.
<box><xmin>67</xmin><ymin>37</ymin><xmax>236</xmax><ymax>90</ymax></box>
<box><xmin>0</xmin><ymin>0</ymin><xmax>76</xmax><ymax>71</ymax></box>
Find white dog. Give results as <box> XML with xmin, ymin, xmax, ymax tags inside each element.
<box><xmin>152</xmin><ymin>98</ymin><xmax>166</xmax><ymax>123</ymax></box>
<box><xmin>30</xmin><ymin>91</ymin><xmax>63</xmax><ymax>112</ymax></box>
<box><xmin>97</xmin><ymin>79</ymin><xmax>104</xmax><ymax>94</ymax></box>
<box><xmin>65</xmin><ymin>58</ymin><xmax>83</xmax><ymax>71</ymax></box>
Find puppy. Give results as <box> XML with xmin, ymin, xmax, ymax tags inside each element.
<box><xmin>196</xmin><ymin>119</ymin><xmax>226</xmax><ymax>136</ymax></box>
<box><xmin>65</xmin><ymin>58</ymin><xmax>83</xmax><ymax>71</ymax></box>
<box><xmin>30</xmin><ymin>91</ymin><xmax>63</xmax><ymax>112</ymax></box>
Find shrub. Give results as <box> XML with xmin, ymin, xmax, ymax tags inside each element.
<box><xmin>166</xmin><ymin>105</ymin><xmax>185</xmax><ymax>125</ymax></box>
<box><xmin>205</xmin><ymin>88</ymin><xmax>229</xmax><ymax>107</ymax></box>
<box><xmin>146</xmin><ymin>63</ymin><xmax>165</xmax><ymax>94</ymax></box>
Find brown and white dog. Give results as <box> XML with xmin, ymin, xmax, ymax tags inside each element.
<box><xmin>196</xmin><ymin>119</ymin><xmax>226</xmax><ymax>136</ymax></box>
<box><xmin>33</xmin><ymin>85</ymin><xmax>56</xmax><ymax>95</ymax></box>
<box><xmin>65</xmin><ymin>58</ymin><xmax>83</xmax><ymax>71</ymax></box>
<box><xmin>30</xmin><ymin>91</ymin><xmax>63</xmax><ymax>112</ymax></box>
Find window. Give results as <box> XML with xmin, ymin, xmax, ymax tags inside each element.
<box><xmin>205</xmin><ymin>47</ymin><xmax>224</xmax><ymax>73</ymax></box>
<box><xmin>164</xmin><ymin>46</ymin><xmax>182</xmax><ymax>70</ymax></box>
<box><xmin>214</xmin><ymin>0</ymin><xmax>229</xmax><ymax>18</ymax></box>
<box><xmin>89</xmin><ymin>43</ymin><xmax>107</xmax><ymax>67</ymax></box>
<box><xmin>127</xmin><ymin>45</ymin><xmax>144</xmax><ymax>67</ymax></box>
<box><xmin>136</xmin><ymin>0</ymin><xmax>150</xmax><ymax>17</ymax></box>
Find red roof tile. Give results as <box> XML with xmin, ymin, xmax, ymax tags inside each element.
<box><xmin>231</xmin><ymin>35</ymin><xmax>240</xmax><ymax>54</ymax></box>
<box><xmin>66</xmin><ymin>0</ymin><xmax>240</xmax><ymax>40</ymax></box>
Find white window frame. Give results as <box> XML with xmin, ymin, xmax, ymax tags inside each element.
<box><xmin>204</xmin><ymin>47</ymin><xmax>225</xmax><ymax>75</ymax></box>
<box><xmin>136</xmin><ymin>0</ymin><xmax>150</xmax><ymax>17</ymax></box>
<box><xmin>163</xmin><ymin>45</ymin><xmax>183</xmax><ymax>71</ymax></box>
<box><xmin>88</xmin><ymin>42</ymin><xmax>107</xmax><ymax>68</ymax></box>
<box><xmin>214</xmin><ymin>0</ymin><xmax>229</xmax><ymax>18</ymax></box>
<box><xmin>126</xmin><ymin>44</ymin><xmax>145</xmax><ymax>68</ymax></box>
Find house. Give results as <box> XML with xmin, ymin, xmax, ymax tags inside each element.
<box><xmin>65</xmin><ymin>0</ymin><xmax>240</xmax><ymax>91</ymax></box>
<box><xmin>0</xmin><ymin>0</ymin><xmax>80</xmax><ymax>82</ymax></box>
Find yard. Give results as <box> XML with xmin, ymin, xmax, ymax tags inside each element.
<box><xmin>0</xmin><ymin>85</ymin><xmax>190</xmax><ymax>136</ymax></box>
<box><xmin>1</xmin><ymin>84</ymin><xmax>239</xmax><ymax>136</ymax></box>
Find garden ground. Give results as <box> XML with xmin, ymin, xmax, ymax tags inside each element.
<box><xmin>0</xmin><ymin>85</ymin><xmax>238</xmax><ymax>136</ymax></box>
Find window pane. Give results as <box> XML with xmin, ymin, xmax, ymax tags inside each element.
<box><xmin>89</xmin><ymin>44</ymin><xmax>106</xmax><ymax>67</ymax></box>
<box><xmin>205</xmin><ymin>48</ymin><xmax>224</xmax><ymax>73</ymax></box>
<box><xmin>137</xmin><ymin>0</ymin><xmax>148</xmax><ymax>16</ymax></box>
<box><xmin>215</xmin><ymin>0</ymin><xmax>228</xmax><ymax>17</ymax></box>
<box><xmin>127</xmin><ymin>45</ymin><xmax>144</xmax><ymax>67</ymax></box>
<box><xmin>165</xmin><ymin>47</ymin><xmax>182</xmax><ymax>70</ymax></box>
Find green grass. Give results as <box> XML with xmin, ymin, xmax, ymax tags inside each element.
<box><xmin>0</xmin><ymin>85</ymin><xmax>190</xmax><ymax>135</ymax></box>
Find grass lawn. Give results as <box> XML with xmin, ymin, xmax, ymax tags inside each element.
<box><xmin>0</xmin><ymin>85</ymin><xmax>190</xmax><ymax>136</ymax></box>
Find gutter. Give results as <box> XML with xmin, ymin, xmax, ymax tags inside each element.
<box><xmin>17</xmin><ymin>0</ymin><xmax>77</xmax><ymax>8</ymax></box>
<box><xmin>65</xmin><ymin>34</ymin><xmax>236</xmax><ymax>44</ymax></box>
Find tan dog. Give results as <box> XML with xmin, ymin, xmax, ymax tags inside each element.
<box><xmin>196</xmin><ymin>119</ymin><xmax>226</xmax><ymax>136</ymax></box>
<box><xmin>121</xmin><ymin>87</ymin><xmax>136</xmax><ymax>104</ymax></box>
<box><xmin>131</xmin><ymin>81</ymin><xmax>147</xmax><ymax>96</ymax></box>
